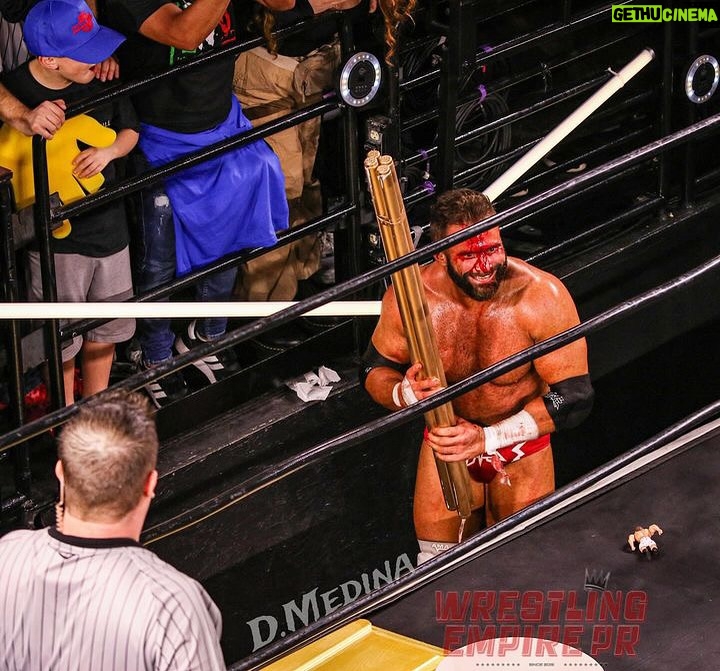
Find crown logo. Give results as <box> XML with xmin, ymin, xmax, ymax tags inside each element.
<box><xmin>584</xmin><ymin>568</ymin><xmax>611</xmax><ymax>592</ymax></box>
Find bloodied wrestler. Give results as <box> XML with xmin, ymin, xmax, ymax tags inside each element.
<box><xmin>361</xmin><ymin>188</ymin><xmax>594</xmax><ymax>564</ymax></box>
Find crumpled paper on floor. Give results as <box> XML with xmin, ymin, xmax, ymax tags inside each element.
<box><xmin>286</xmin><ymin>366</ymin><xmax>341</xmax><ymax>402</ymax></box>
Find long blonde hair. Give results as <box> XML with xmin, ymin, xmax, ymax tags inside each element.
<box><xmin>378</xmin><ymin>0</ymin><xmax>416</xmax><ymax>62</ymax></box>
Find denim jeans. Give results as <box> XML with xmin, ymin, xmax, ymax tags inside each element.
<box><xmin>131</xmin><ymin>153</ymin><xmax>238</xmax><ymax>364</ymax></box>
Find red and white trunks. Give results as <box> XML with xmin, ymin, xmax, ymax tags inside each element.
<box><xmin>466</xmin><ymin>434</ymin><xmax>551</xmax><ymax>483</ymax></box>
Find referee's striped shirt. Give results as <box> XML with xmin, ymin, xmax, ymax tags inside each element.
<box><xmin>0</xmin><ymin>527</ymin><xmax>226</xmax><ymax>670</ymax></box>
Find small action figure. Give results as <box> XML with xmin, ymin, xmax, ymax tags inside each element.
<box><xmin>628</xmin><ymin>524</ymin><xmax>663</xmax><ymax>558</ymax></box>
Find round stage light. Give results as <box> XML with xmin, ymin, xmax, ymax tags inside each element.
<box><xmin>685</xmin><ymin>54</ymin><xmax>719</xmax><ymax>104</ymax></box>
<box><xmin>339</xmin><ymin>52</ymin><xmax>382</xmax><ymax>108</ymax></box>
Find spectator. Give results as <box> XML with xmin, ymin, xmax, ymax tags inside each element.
<box><xmin>0</xmin><ymin>0</ymin><xmax>119</xmax><ymax>137</ymax></box>
<box><xmin>0</xmin><ymin>389</ymin><xmax>226</xmax><ymax>670</ymax></box>
<box><xmin>233</xmin><ymin>0</ymin><xmax>374</xmax><ymax>304</ymax></box>
<box><xmin>1</xmin><ymin>0</ymin><xmax>138</xmax><ymax>405</ymax></box>
<box><xmin>102</xmin><ymin>0</ymin><xmax>292</xmax><ymax>407</ymax></box>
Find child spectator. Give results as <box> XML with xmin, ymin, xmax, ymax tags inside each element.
<box><xmin>1</xmin><ymin>0</ymin><xmax>138</xmax><ymax>405</ymax></box>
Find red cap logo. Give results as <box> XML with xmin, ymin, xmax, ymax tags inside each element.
<box><xmin>72</xmin><ymin>10</ymin><xmax>94</xmax><ymax>34</ymax></box>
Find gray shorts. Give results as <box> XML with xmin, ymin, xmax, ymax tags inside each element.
<box><xmin>29</xmin><ymin>247</ymin><xmax>136</xmax><ymax>361</ymax></box>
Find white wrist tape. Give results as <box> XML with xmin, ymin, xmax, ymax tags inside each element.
<box><xmin>392</xmin><ymin>382</ymin><xmax>403</xmax><ymax>408</ymax></box>
<box><xmin>401</xmin><ymin>377</ymin><xmax>419</xmax><ymax>406</ymax></box>
<box><xmin>482</xmin><ymin>410</ymin><xmax>540</xmax><ymax>455</ymax></box>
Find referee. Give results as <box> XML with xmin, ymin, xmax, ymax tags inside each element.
<box><xmin>0</xmin><ymin>389</ymin><xmax>226</xmax><ymax>670</ymax></box>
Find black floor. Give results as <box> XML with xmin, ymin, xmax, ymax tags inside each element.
<box><xmin>369</xmin><ymin>422</ymin><xmax>720</xmax><ymax>670</ymax></box>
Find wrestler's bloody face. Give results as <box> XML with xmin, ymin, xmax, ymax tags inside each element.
<box><xmin>443</xmin><ymin>225</ymin><xmax>507</xmax><ymax>300</ymax></box>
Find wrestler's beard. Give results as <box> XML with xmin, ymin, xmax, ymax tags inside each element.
<box><xmin>447</xmin><ymin>257</ymin><xmax>508</xmax><ymax>301</ymax></box>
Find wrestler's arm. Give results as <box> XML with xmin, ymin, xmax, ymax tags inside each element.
<box><xmin>648</xmin><ymin>524</ymin><xmax>663</xmax><ymax>536</ymax></box>
<box><xmin>518</xmin><ymin>271</ymin><xmax>591</xmax><ymax>434</ymax></box>
<box><xmin>363</xmin><ymin>289</ymin><xmax>410</xmax><ymax>410</ymax></box>
<box><xmin>362</xmin><ymin>288</ymin><xmax>441</xmax><ymax>410</ymax></box>
<box><xmin>628</xmin><ymin>534</ymin><xmax>636</xmax><ymax>551</ymax></box>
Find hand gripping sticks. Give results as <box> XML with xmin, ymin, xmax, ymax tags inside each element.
<box><xmin>364</xmin><ymin>152</ymin><xmax>474</xmax><ymax>519</ymax></box>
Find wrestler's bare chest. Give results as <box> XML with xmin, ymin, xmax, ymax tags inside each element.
<box><xmin>428</xmin><ymin>299</ymin><xmax>543</xmax><ymax>422</ymax></box>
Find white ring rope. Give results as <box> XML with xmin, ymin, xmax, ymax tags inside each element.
<box><xmin>0</xmin><ymin>300</ymin><xmax>382</xmax><ymax>320</ymax></box>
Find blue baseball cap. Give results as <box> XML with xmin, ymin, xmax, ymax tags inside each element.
<box><xmin>23</xmin><ymin>0</ymin><xmax>125</xmax><ymax>64</ymax></box>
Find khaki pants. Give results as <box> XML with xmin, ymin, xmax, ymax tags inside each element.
<box><xmin>233</xmin><ymin>43</ymin><xmax>340</xmax><ymax>300</ymax></box>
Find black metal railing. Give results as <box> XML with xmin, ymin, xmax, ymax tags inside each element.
<box><xmin>2</xmin><ymin>110</ymin><xmax>719</xmax><ymax>455</ymax></box>
<box><xmin>1</xmin><ymin>0</ymin><xmax>718</xmax><ymax>543</ymax></box>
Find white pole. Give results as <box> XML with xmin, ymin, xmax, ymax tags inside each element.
<box><xmin>483</xmin><ymin>48</ymin><xmax>655</xmax><ymax>203</ymax></box>
<box><xmin>0</xmin><ymin>300</ymin><xmax>382</xmax><ymax>320</ymax></box>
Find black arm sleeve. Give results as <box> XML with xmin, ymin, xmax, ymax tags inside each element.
<box><xmin>359</xmin><ymin>341</ymin><xmax>407</xmax><ymax>387</ymax></box>
<box><xmin>542</xmin><ymin>374</ymin><xmax>594</xmax><ymax>431</ymax></box>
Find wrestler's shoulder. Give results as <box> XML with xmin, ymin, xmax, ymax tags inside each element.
<box><xmin>507</xmin><ymin>257</ymin><xmax>570</xmax><ymax>298</ymax></box>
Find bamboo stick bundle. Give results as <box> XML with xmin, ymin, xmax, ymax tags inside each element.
<box><xmin>364</xmin><ymin>151</ymin><xmax>474</xmax><ymax>519</ymax></box>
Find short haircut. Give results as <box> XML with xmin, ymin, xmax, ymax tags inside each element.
<box><xmin>58</xmin><ymin>389</ymin><xmax>158</xmax><ymax>520</ymax></box>
<box><xmin>429</xmin><ymin>188</ymin><xmax>495</xmax><ymax>241</ymax></box>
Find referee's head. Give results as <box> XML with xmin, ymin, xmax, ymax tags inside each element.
<box><xmin>56</xmin><ymin>389</ymin><xmax>159</xmax><ymax>526</ymax></box>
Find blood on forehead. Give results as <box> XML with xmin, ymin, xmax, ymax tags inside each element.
<box><xmin>461</xmin><ymin>229</ymin><xmax>501</xmax><ymax>253</ymax></box>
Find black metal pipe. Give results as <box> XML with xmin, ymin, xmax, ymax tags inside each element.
<box><xmin>60</xmin><ymin>204</ymin><xmax>355</xmax><ymax>339</ymax></box>
<box><xmin>400</xmin><ymin>74</ymin><xmax>609</xmax><ymax>150</ymax></box>
<box><xmin>527</xmin><ymin>196</ymin><xmax>664</xmax><ymax>265</ymax></box>
<box><xmin>434</xmin><ymin>0</ymin><xmax>463</xmax><ymax>190</ymax></box>
<box><xmin>681</xmin><ymin>21</ymin><xmax>700</xmax><ymax>207</ymax></box>
<box><xmin>695</xmin><ymin>165</ymin><xmax>720</xmax><ymax>192</ymax></box>
<box><xmin>31</xmin><ymin>136</ymin><xmax>65</xmax><ymax>409</ymax></box>
<box><xmin>336</xmin><ymin>16</ymin><xmax>363</xmax><ymax>284</ymax></box>
<box><xmin>0</xmin><ymin>177</ymin><xmax>23</xmax><ymax>426</ymax></box>
<box><xmin>471</xmin><ymin>4</ymin><xmax>611</xmax><ymax>70</ymax></box>
<box><xmin>657</xmin><ymin>19</ymin><xmax>674</xmax><ymax>200</ymax></box>
<box><xmin>0</xmin><ymin>176</ymin><xmax>31</xmax><ymax>495</ymax></box>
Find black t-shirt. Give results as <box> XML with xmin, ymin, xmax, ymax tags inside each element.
<box><xmin>259</xmin><ymin>0</ymin><xmax>371</xmax><ymax>57</ymax></box>
<box><xmin>102</xmin><ymin>0</ymin><xmax>239</xmax><ymax>132</ymax></box>
<box><xmin>273</xmin><ymin>0</ymin><xmax>335</xmax><ymax>57</ymax></box>
<box><xmin>1</xmin><ymin>62</ymin><xmax>139</xmax><ymax>256</ymax></box>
